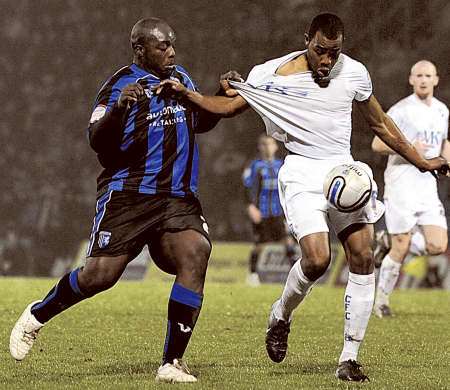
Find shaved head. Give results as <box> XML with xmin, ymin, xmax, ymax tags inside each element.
<box><xmin>409</xmin><ymin>59</ymin><xmax>439</xmax><ymax>102</ymax></box>
<box><xmin>130</xmin><ymin>17</ymin><xmax>176</xmax><ymax>78</ymax></box>
<box><xmin>131</xmin><ymin>17</ymin><xmax>176</xmax><ymax>49</ymax></box>
<box><xmin>410</xmin><ymin>60</ymin><xmax>437</xmax><ymax>76</ymax></box>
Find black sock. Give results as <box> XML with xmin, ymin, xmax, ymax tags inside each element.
<box><xmin>249</xmin><ymin>249</ymin><xmax>259</xmax><ymax>273</ymax></box>
<box><xmin>162</xmin><ymin>283</ymin><xmax>203</xmax><ymax>364</ymax></box>
<box><xmin>31</xmin><ymin>268</ymin><xmax>88</xmax><ymax>323</ymax></box>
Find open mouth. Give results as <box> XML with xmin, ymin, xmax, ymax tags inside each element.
<box><xmin>317</xmin><ymin>68</ymin><xmax>330</xmax><ymax>78</ymax></box>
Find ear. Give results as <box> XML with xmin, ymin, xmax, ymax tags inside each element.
<box><xmin>133</xmin><ymin>44</ymin><xmax>144</xmax><ymax>58</ymax></box>
<box><xmin>304</xmin><ymin>32</ymin><xmax>310</xmax><ymax>47</ymax></box>
<box><xmin>433</xmin><ymin>75</ymin><xmax>439</xmax><ymax>87</ymax></box>
<box><xmin>408</xmin><ymin>74</ymin><xmax>414</xmax><ymax>87</ymax></box>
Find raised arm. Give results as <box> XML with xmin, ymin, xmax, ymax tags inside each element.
<box><xmin>155</xmin><ymin>79</ymin><xmax>249</xmax><ymax>117</ymax></box>
<box><xmin>357</xmin><ymin>95</ymin><xmax>448</xmax><ymax>173</ymax></box>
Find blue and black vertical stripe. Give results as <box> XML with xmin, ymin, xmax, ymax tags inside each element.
<box><xmin>92</xmin><ymin>64</ymin><xmax>200</xmax><ymax>198</ymax></box>
<box><xmin>243</xmin><ymin>159</ymin><xmax>284</xmax><ymax>218</ymax></box>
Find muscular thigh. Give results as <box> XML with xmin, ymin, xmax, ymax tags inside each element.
<box><xmin>149</xmin><ymin>229</ymin><xmax>211</xmax><ymax>276</ymax></box>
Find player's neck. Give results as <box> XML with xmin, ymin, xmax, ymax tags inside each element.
<box><xmin>415</xmin><ymin>93</ymin><xmax>433</xmax><ymax>107</ymax></box>
<box><xmin>276</xmin><ymin>54</ymin><xmax>309</xmax><ymax>76</ymax></box>
<box><xmin>133</xmin><ymin>60</ymin><xmax>164</xmax><ymax>79</ymax></box>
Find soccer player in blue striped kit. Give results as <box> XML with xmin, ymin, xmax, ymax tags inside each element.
<box><xmin>10</xmin><ymin>17</ymin><xmax>222</xmax><ymax>383</ymax></box>
<box><xmin>243</xmin><ymin>134</ymin><xmax>294</xmax><ymax>285</ymax></box>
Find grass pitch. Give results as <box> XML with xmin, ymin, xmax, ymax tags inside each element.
<box><xmin>1</xmin><ymin>243</ymin><xmax>449</xmax><ymax>389</ymax></box>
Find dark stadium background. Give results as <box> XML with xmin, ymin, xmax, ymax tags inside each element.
<box><xmin>2</xmin><ymin>0</ymin><xmax>449</xmax><ymax>275</ymax></box>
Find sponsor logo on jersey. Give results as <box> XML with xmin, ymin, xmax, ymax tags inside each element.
<box><xmin>98</xmin><ymin>231</ymin><xmax>112</xmax><ymax>249</ymax></box>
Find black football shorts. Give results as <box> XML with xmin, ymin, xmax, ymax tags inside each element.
<box><xmin>253</xmin><ymin>215</ymin><xmax>287</xmax><ymax>244</ymax></box>
<box><xmin>87</xmin><ymin>190</ymin><xmax>210</xmax><ymax>257</ymax></box>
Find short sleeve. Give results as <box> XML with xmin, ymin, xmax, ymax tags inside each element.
<box><xmin>354</xmin><ymin>65</ymin><xmax>373</xmax><ymax>102</ymax></box>
<box><xmin>89</xmin><ymin>80</ymin><xmax>126</xmax><ymax>124</ymax></box>
<box><xmin>386</xmin><ymin>105</ymin><xmax>403</xmax><ymax>128</ymax></box>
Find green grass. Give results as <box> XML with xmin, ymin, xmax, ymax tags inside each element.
<box><xmin>1</xmin><ymin>243</ymin><xmax>449</xmax><ymax>389</ymax></box>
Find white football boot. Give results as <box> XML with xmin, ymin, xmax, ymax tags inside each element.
<box><xmin>155</xmin><ymin>359</ymin><xmax>197</xmax><ymax>383</ymax></box>
<box><xmin>10</xmin><ymin>301</ymin><xmax>44</xmax><ymax>361</ymax></box>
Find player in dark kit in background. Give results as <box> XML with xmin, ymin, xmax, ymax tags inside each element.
<box><xmin>243</xmin><ymin>134</ymin><xmax>295</xmax><ymax>286</ymax></box>
<box><xmin>10</xmin><ymin>17</ymin><xmax>222</xmax><ymax>383</ymax></box>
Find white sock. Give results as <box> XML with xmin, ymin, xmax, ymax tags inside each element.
<box><xmin>274</xmin><ymin>259</ymin><xmax>315</xmax><ymax>321</ymax></box>
<box><xmin>409</xmin><ymin>230</ymin><xmax>426</xmax><ymax>256</ymax></box>
<box><xmin>339</xmin><ymin>272</ymin><xmax>375</xmax><ymax>363</ymax></box>
<box><xmin>376</xmin><ymin>255</ymin><xmax>402</xmax><ymax>305</ymax></box>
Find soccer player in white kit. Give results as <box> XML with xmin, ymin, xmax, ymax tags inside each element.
<box><xmin>155</xmin><ymin>13</ymin><xmax>450</xmax><ymax>382</ymax></box>
<box><xmin>371</xmin><ymin>60</ymin><xmax>450</xmax><ymax>318</ymax></box>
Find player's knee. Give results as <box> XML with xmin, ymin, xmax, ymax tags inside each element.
<box><xmin>426</xmin><ymin>241</ymin><xmax>447</xmax><ymax>256</ymax></box>
<box><xmin>348</xmin><ymin>248</ymin><xmax>373</xmax><ymax>274</ymax></box>
<box><xmin>178</xmin><ymin>240</ymin><xmax>211</xmax><ymax>281</ymax></box>
<box><xmin>78</xmin><ymin>265</ymin><xmax>121</xmax><ymax>295</ymax></box>
<box><xmin>301</xmin><ymin>249</ymin><xmax>330</xmax><ymax>281</ymax></box>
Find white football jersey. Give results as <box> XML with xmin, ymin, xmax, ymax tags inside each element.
<box><xmin>384</xmin><ymin>94</ymin><xmax>449</xmax><ymax>199</ymax></box>
<box><xmin>230</xmin><ymin>50</ymin><xmax>372</xmax><ymax>159</ymax></box>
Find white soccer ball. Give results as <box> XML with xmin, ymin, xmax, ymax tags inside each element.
<box><xmin>323</xmin><ymin>163</ymin><xmax>372</xmax><ymax>213</ymax></box>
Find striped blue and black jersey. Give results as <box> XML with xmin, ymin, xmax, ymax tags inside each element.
<box><xmin>243</xmin><ymin>158</ymin><xmax>284</xmax><ymax>218</ymax></box>
<box><xmin>90</xmin><ymin>63</ymin><xmax>201</xmax><ymax>197</ymax></box>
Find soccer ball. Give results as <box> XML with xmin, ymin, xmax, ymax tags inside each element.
<box><xmin>323</xmin><ymin>163</ymin><xmax>372</xmax><ymax>213</ymax></box>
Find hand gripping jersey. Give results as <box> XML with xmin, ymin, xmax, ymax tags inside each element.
<box><xmin>230</xmin><ymin>50</ymin><xmax>373</xmax><ymax>159</ymax></box>
<box><xmin>384</xmin><ymin>94</ymin><xmax>449</xmax><ymax>201</ymax></box>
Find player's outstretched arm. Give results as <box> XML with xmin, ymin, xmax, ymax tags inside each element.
<box><xmin>371</xmin><ymin>135</ymin><xmax>394</xmax><ymax>154</ymax></box>
<box><xmin>357</xmin><ymin>95</ymin><xmax>449</xmax><ymax>174</ymax></box>
<box><xmin>155</xmin><ymin>79</ymin><xmax>248</xmax><ymax>117</ymax></box>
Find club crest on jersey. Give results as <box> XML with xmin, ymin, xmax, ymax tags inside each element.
<box><xmin>144</xmin><ymin>88</ymin><xmax>153</xmax><ymax>99</ymax></box>
<box><xmin>98</xmin><ymin>231</ymin><xmax>112</xmax><ymax>249</ymax></box>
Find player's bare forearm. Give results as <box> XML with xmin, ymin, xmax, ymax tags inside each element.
<box><xmin>155</xmin><ymin>79</ymin><xmax>248</xmax><ymax>117</ymax></box>
<box><xmin>184</xmin><ymin>90</ymin><xmax>248</xmax><ymax>117</ymax></box>
<box><xmin>358</xmin><ymin>95</ymin><xmax>431</xmax><ymax>170</ymax></box>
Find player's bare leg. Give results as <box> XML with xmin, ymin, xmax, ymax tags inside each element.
<box><xmin>422</xmin><ymin>225</ymin><xmax>447</xmax><ymax>256</ymax></box>
<box><xmin>335</xmin><ymin>223</ymin><xmax>374</xmax><ymax>382</ymax></box>
<box><xmin>150</xmin><ymin>229</ymin><xmax>211</xmax><ymax>383</ymax></box>
<box><xmin>266</xmin><ymin>232</ymin><xmax>330</xmax><ymax>363</ymax></box>
<box><xmin>375</xmin><ymin>233</ymin><xmax>410</xmax><ymax>317</ymax></box>
<box><xmin>10</xmin><ymin>254</ymin><xmax>132</xmax><ymax>361</ymax></box>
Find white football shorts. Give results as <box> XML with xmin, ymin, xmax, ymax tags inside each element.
<box><xmin>278</xmin><ymin>154</ymin><xmax>385</xmax><ymax>241</ymax></box>
<box><xmin>384</xmin><ymin>192</ymin><xmax>447</xmax><ymax>234</ymax></box>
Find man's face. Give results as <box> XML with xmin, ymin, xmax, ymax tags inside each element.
<box><xmin>139</xmin><ymin>25</ymin><xmax>176</xmax><ymax>79</ymax></box>
<box><xmin>258</xmin><ymin>137</ymin><xmax>278</xmax><ymax>159</ymax></box>
<box><xmin>305</xmin><ymin>30</ymin><xmax>343</xmax><ymax>86</ymax></box>
<box><xmin>409</xmin><ymin>62</ymin><xmax>438</xmax><ymax>100</ymax></box>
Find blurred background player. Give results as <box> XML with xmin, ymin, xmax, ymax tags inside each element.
<box><xmin>371</xmin><ymin>60</ymin><xmax>450</xmax><ymax>318</ymax></box>
<box><xmin>10</xmin><ymin>17</ymin><xmax>225</xmax><ymax>384</ymax></box>
<box><xmin>242</xmin><ymin>134</ymin><xmax>296</xmax><ymax>286</ymax></box>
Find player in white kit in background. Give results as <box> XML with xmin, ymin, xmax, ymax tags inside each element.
<box><xmin>155</xmin><ymin>14</ymin><xmax>450</xmax><ymax>382</ymax></box>
<box><xmin>371</xmin><ymin>60</ymin><xmax>450</xmax><ymax>318</ymax></box>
